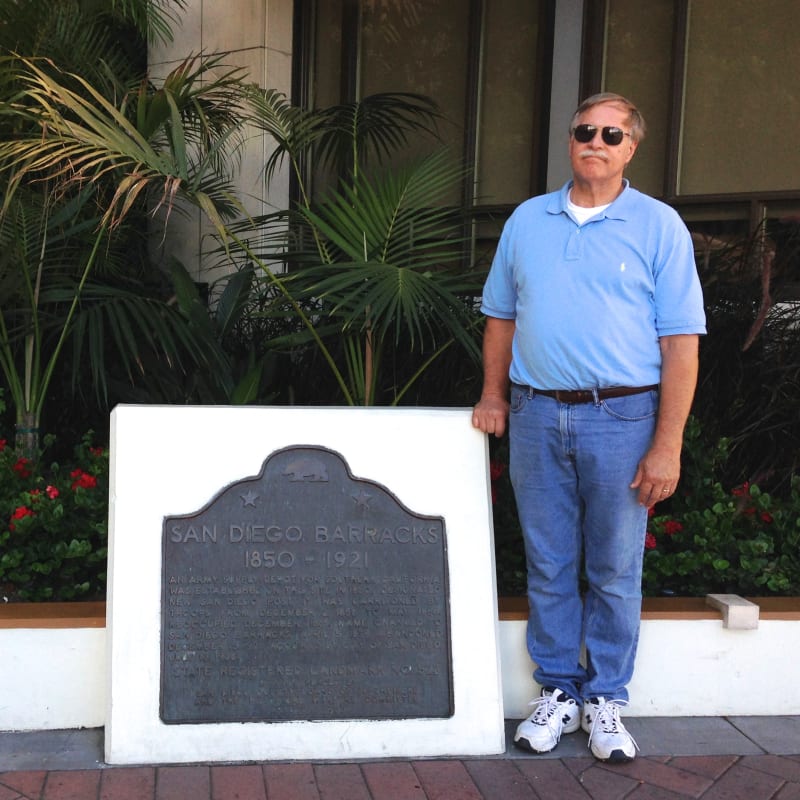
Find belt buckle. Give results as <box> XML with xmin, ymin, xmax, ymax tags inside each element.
<box><xmin>556</xmin><ymin>389</ymin><xmax>591</xmax><ymax>404</ymax></box>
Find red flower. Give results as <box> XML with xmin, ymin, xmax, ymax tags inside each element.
<box><xmin>89</xmin><ymin>446</ymin><xmax>105</xmax><ymax>457</ymax></box>
<box><xmin>732</xmin><ymin>482</ymin><xmax>750</xmax><ymax>497</ymax></box>
<box><xmin>742</xmin><ymin>506</ymin><xmax>756</xmax><ymax>517</ymax></box>
<box><xmin>0</xmin><ymin>439</ymin><xmax>6</xmax><ymax>451</ymax></box>
<box><xmin>647</xmin><ymin>507</ymin><xmax>656</xmax><ymax>518</ymax></box>
<box><xmin>46</xmin><ymin>485</ymin><xmax>59</xmax><ymax>500</ymax></box>
<box><xmin>9</xmin><ymin>505</ymin><xmax>34</xmax><ymax>531</ymax></box>
<box><xmin>664</xmin><ymin>520</ymin><xmax>683</xmax><ymax>536</ymax></box>
<box><xmin>70</xmin><ymin>469</ymin><xmax>97</xmax><ymax>490</ymax></box>
<box><xmin>761</xmin><ymin>512</ymin><xmax>774</xmax><ymax>524</ymax></box>
<box><xmin>645</xmin><ymin>532</ymin><xmax>657</xmax><ymax>550</ymax></box>
<box><xmin>12</xmin><ymin>458</ymin><xmax>32</xmax><ymax>479</ymax></box>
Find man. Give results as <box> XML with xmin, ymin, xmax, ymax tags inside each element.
<box><xmin>472</xmin><ymin>93</ymin><xmax>706</xmax><ymax>763</ymax></box>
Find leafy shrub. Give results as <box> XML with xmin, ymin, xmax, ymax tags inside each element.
<box><xmin>643</xmin><ymin>417</ymin><xmax>800</xmax><ymax>596</ymax></box>
<box><xmin>0</xmin><ymin>429</ymin><xmax>108</xmax><ymax>602</ymax></box>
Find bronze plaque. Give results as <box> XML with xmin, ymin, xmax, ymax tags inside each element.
<box><xmin>160</xmin><ymin>445</ymin><xmax>452</xmax><ymax>723</ymax></box>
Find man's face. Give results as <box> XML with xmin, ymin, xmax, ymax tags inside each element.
<box><xmin>569</xmin><ymin>102</ymin><xmax>638</xmax><ymax>186</ymax></box>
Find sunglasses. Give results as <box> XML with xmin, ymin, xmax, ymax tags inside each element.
<box><xmin>571</xmin><ymin>124</ymin><xmax>632</xmax><ymax>146</ymax></box>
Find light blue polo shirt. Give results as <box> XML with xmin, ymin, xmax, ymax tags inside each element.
<box><xmin>481</xmin><ymin>180</ymin><xmax>707</xmax><ymax>390</ymax></box>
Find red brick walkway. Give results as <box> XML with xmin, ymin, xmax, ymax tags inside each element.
<box><xmin>4</xmin><ymin>754</ymin><xmax>800</xmax><ymax>799</ymax></box>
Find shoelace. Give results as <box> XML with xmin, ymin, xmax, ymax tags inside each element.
<box><xmin>586</xmin><ymin>699</ymin><xmax>639</xmax><ymax>752</ymax></box>
<box><xmin>527</xmin><ymin>693</ymin><xmax>564</xmax><ymax>747</ymax></box>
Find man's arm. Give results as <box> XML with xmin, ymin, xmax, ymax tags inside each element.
<box><xmin>630</xmin><ymin>333</ymin><xmax>700</xmax><ymax>507</ymax></box>
<box><xmin>471</xmin><ymin>317</ymin><xmax>515</xmax><ymax>437</ymax></box>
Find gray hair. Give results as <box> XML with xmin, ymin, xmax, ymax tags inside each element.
<box><xmin>570</xmin><ymin>93</ymin><xmax>646</xmax><ymax>143</ymax></box>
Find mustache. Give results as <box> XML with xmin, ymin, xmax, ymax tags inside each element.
<box><xmin>578</xmin><ymin>149</ymin><xmax>609</xmax><ymax>161</ymax></box>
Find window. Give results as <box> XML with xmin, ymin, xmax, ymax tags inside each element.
<box><xmin>679</xmin><ymin>0</ymin><xmax>799</xmax><ymax>195</ymax></box>
<box><xmin>600</xmin><ymin>0</ymin><xmax>800</xmax><ymax>202</ymax></box>
<box><xmin>295</xmin><ymin>0</ymin><xmax>552</xmax><ymax>212</ymax></box>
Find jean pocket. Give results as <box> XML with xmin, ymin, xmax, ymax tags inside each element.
<box><xmin>600</xmin><ymin>390</ymin><xmax>659</xmax><ymax>422</ymax></box>
<box><xmin>509</xmin><ymin>385</ymin><xmax>529</xmax><ymax>414</ymax></box>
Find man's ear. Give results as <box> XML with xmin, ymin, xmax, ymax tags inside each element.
<box><xmin>624</xmin><ymin>139</ymin><xmax>639</xmax><ymax>166</ymax></box>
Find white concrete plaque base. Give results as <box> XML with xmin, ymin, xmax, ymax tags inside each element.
<box><xmin>106</xmin><ymin>405</ymin><xmax>504</xmax><ymax>765</ymax></box>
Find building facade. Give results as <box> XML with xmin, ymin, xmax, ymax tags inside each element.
<box><xmin>153</xmin><ymin>0</ymin><xmax>800</xmax><ymax>287</ymax></box>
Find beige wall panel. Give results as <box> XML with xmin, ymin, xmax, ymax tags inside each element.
<box><xmin>148</xmin><ymin>0</ymin><xmax>293</xmax><ymax>279</ymax></box>
<box><xmin>149</xmin><ymin>0</ymin><xmax>202</xmax><ymax>69</ymax></box>
<box><xmin>201</xmin><ymin>0</ymin><xmax>267</xmax><ymax>55</ymax></box>
<box><xmin>266</xmin><ymin>0</ymin><xmax>294</xmax><ymax>53</ymax></box>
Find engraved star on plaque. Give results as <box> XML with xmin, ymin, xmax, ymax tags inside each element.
<box><xmin>352</xmin><ymin>489</ymin><xmax>372</xmax><ymax>510</ymax></box>
<box><xmin>240</xmin><ymin>490</ymin><xmax>259</xmax><ymax>507</ymax></box>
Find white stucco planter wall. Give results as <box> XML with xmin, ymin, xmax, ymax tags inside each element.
<box><xmin>0</xmin><ymin>604</ymin><xmax>106</xmax><ymax>732</ymax></box>
<box><xmin>2</xmin><ymin>597</ymin><xmax>798</xmax><ymax>733</ymax></box>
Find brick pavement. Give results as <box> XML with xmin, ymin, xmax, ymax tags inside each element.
<box><xmin>4</xmin><ymin>754</ymin><xmax>800</xmax><ymax>800</ymax></box>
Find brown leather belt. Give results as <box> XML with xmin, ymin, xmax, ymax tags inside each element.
<box><xmin>530</xmin><ymin>385</ymin><xmax>659</xmax><ymax>404</ymax></box>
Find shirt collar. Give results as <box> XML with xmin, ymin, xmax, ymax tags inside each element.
<box><xmin>547</xmin><ymin>179</ymin><xmax>631</xmax><ymax>220</ymax></box>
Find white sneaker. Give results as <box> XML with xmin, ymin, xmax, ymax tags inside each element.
<box><xmin>514</xmin><ymin>688</ymin><xmax>581</xmax><ymax>754</ymax></box>
<box><xmin>582</xmin><ymin>697</ymin><xmax>638</xmax><ymax>762</ymax></box>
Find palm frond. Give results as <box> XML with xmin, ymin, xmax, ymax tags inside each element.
<box><xmin>274</xmin><ymin>149</ymin><xmax>482</xmax><ymax>365</ymax></box>
<box><xmin>131</xmin><ymin>55</ymin><xmax>248</xmax><ymax>157</ymax></box>
<box><xmin>53</xmin><ymin>277</ymin><xmax>233</xmax><ymax>405</ymax></box>
<box><xmin>212</xmin><ymin>263</ymin><xmax>255</xmax><ymax>339</ymax></box>
<box><xmin>0</xmin><ymin>185</ymin><xmax>101</xmax><ymax>302</ymax></box>
<box><xmin>246</xmin><ymin>90</ymin><xmax>443</xmax><ymax>198</ymax></box>
<box><xmin>0</xmin><ymin>0</ymin><xmax>139</xmax><ymax>89</ymax></box>
<box><xmin>108</xmin><ymin>0</ymin><xmax>188</xmax><ymax>46</ymax></box>
<box><xmin>300</xmin><ymin>260</ymin><xmax>480</xmax><ymax>355</ymax></box>
<box><xmin>246</xmin><ymin>87</ymin><xmax>325</xmax><ymax>188</ymax></box>
<box><xmin>300</xmin><ymin>150</ymin><xmax>465</xmax><ymax>263</ymax></box>
<box><xmin>315</xmin><ymin>92</ymin><xmax>442</xmax><ymax>175</ymax></box>
<box><xmin>0</xmin><ymin>55</ymin><xmax>247</xmax><ymax>233</ymax></box>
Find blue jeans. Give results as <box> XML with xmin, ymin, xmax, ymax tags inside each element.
<box><xmin>508</xmin><ymin>385</ymin><xmax>658</xmax><ymax>703</ymax></box>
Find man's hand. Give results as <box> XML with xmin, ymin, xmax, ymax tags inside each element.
<box><xmin>630</xmin><ymin>445</ymin><xmax>681</xmax><ymax>508</ymax></box>
<box><xmin>472</xmin><ymin>395</ymin><xmax>510</xmax><ymax>438</ymax></box>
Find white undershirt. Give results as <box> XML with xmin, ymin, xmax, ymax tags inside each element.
<box><xmin>568</xmin><ymin>193</ymin><xmax>610</xmax><ymax>225</ymax></box>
